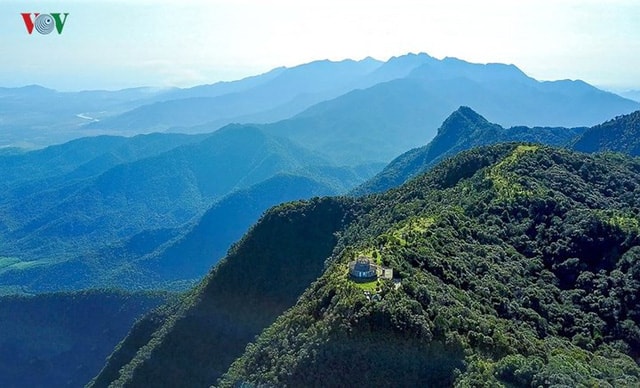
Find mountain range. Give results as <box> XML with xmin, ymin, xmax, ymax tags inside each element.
<box><xmin>2</xmin><ymin>53</ymin><xmax>638</xmax><ymax>155</ymax></box>
<box><xmin>86</xmin><ymin>58</ymin><xmax>383</xmax><ymax>133</ymax></box>
<box><xmin>0</xmin><ymin>125</ymin><xmax>379</xmax><ymax>293</ymax></box>
<box><xmin>90</xmin><ymin>53</ymin><xmax>639</xmax><ymax>165</ymax></box>
<box><xmin>3</xmin><ymin>107</ymin><xmax>639</xmax><ymax>294</ymax></box>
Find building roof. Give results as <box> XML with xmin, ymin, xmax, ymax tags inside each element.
<box><xmin>353</xmin><ymin>257</ymin><xmax>372</xmax><ymax>272</ymax></box>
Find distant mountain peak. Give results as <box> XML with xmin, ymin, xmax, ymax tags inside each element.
<box><xmin>0</xmin><ymin>84</ymin><xmax>57</xmax><ymax>94</ymax></box>
<box><xmin>20</xmin><ymin>84</ymin><xmax>54</xmax><ymax>91</ymax></box>
<box><xmin>407</xmin><ymin>56</ymin><xmax>531</xmax><ymax>85</ymax></box>
<box><xmin>437</xmin><ymin>106</ymin><xmax>490</xmax><ymax>136</ymax></box>
<box><xmin>389</xmin><ymin>52</ymin><xmax>436</xmax><ymax>61</ymax></box>
<box><xmin>452</xmin><ymin>105</ymin><xmax>485</xmax><ymax>119</ymax></box>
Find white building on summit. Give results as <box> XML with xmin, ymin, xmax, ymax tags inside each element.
<box><xmin>349</xmin><ymin>257</ymin><xmax>377</xmax><ymax>279</ymax></box>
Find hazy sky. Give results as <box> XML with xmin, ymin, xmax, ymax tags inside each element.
<box><xmin>2</xmin><ymin>0</ymin><xmax>639</xmax><ymax>91</ymax></box>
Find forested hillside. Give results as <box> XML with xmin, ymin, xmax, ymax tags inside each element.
<box><xmin>573</xmin><ymin>110</ymin><xmax>640</xmax><ymax>155</ymax></box>
<box><xmin>94</xmin><ymin>144</ymin><xmax>640</xmax><ymax>387</ymax></box>
<box><xmin>221</xmin><ymin>145</ymin><xmax>640</xmax><ymax>387</ymax></box>
<box><xmin>90</xmin><ymin>197</ymin><xmax>355</xmax><ymax>387</ymax></box>
<box><xmin>138</xmin><ymin>174</ymin><xmax>343</xmax><ymax>281</ymax></box>
<box><xmin>0</xmin><ymin>126</ymin><xmax>377</xmax><ymax>293</ymax></box>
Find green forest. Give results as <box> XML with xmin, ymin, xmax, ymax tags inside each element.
<box><xmin>221</xmin><ymin>144</ymin><xmax>640</xmax><ymax>387</ymax></box>
<box><xmin>94</xmin><ymin>144</ymin><xmax>640</xmax><ymax>387</ymax></box>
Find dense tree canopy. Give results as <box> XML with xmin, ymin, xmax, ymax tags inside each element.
<box><xmin>221</xmin><ymin>144</ymin><xmax>640</xmax><ymax>387</ymax></box>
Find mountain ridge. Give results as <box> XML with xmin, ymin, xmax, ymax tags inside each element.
<box><xmin>257</xmin><ymin>59</ymin><xmax>636</xmax><ymax>165</ymax></box>
<box><xmin>354</xmin><ymin>106</ymin><xmax>588</xmax><ymax>194</ymax></box>
<box><xmin>83</xmin><ymin>54</ymin><xmax>638</xmax><ymax>162</ymax></box>
<box><xmin>4</xmin><ymin>53</ymin><xmax>637</xmax><ymax>150</ymax></box>
<box><xmin>0</xmin><ymin>125</ymin><xmax>380</xmax><ymax>293</ymax></box>
<box><xmin>573</xmin><ymin>110</ymin><xmax>640</xmax><ymax>155</ymax></box>
<box><xmin>85</xmin><ymin>57</ymin><xmax>384</xmax><ymax>133</ymax></box>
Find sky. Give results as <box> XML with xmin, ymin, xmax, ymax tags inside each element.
<box><xmin>1</xmin><ymin>0</ymin><xmax>639</xmax><ymax>91</ymax></box>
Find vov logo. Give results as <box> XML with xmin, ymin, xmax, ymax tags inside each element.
<box><xmin>21</xmin><ymin>13</ymin><xmax>69</xmax><ymax>35</ymax></box>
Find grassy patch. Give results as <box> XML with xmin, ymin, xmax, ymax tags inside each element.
<box><xmin>353</xmin><ymin>279</ymin><xmax>379</xmax><ymax>292</ymax></box>
<box><xmin>376</xmin><ymin>216</ymin><xmax>435</xmax><ymax>249</ymax></box>
<box><xmin>488</xmin><ymin>145</ymin><xmax>541</xmax><ymax>199</ymax></box>
<box><xmin>608</xmin><ymin>214</ymin><xmax>640</xmax><ymax>233</ymax></box>
<box><xmin>394</xmin><ymin>217</ymin><xmax>434</xmax><ymax>237</ymax></box>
